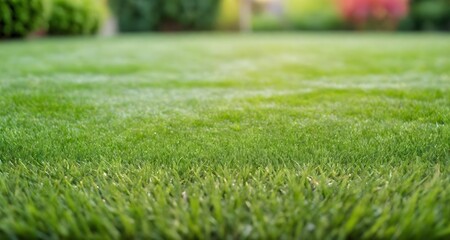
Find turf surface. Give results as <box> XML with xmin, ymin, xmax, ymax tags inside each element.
<box><xmin>0</xmin><ymin>34</ymin><xmax>449</xmax><ymax>239</ymax></box>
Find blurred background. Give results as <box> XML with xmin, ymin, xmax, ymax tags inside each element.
<box><xmin>0</xmin><ymin>0</ymin><xmax>449</xmax><ymax>39</ymax></box>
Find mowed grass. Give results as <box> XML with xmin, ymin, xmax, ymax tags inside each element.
<box><xmin>0</xmin><ymin>33</ymin><xmax>449</xmax><ymax>239</ymax></box>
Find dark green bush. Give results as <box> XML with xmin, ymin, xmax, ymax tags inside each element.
<box><xmin>110</xmin><ymin>0</ymin><xmax>220</xmax><ymax>32</ymax></box>
<box><xmin>110</xmin><ymin>0</ymin><xmax>160</xmax><ymax>31</ymax></box>
<box><xmin>162</xmin><ymin>0</ymin><xmax>220</xmax><ymax>30</ymax></box>
<box><xmin>400</xmin><ymin>0</ymin><xmax>449</xmax><ymax>31</ymax></box>
<box><xmin>48</xmin><ymin>0</ymin><xmax>108</xmax><ymax>35</ymax></box>
<box><xmin>0</xmin><ymin>0</ymin><xmax>50</xmax><ymax>38</ymax></box>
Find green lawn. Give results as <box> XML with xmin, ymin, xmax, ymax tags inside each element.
<box><xmin>0</xmin><ymin>34</ymin><xmax>449</xmax><ymax>239</ymax></box>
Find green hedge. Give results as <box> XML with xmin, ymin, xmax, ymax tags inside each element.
<box><xmin>162</xmin><ymin>0</ymin><xmax>220</xmax><ymax>30</ymax></box>
<box><xmin>48</xmin><ymin>0</ymin><xmax>108</xmax><ymax>35</ymax></box>
<box><xmin>400</xmin><ymin>0</ymin><xmax>449</xmax><ymax>31</ymax></box>
<box><xmin>111</xmin><ymin>0</ymin><xmax>160</xmax><ymax>31</ymax></box>
<box><xmin>0</xmin><ymin>0</ymin><xmax>50</xmax><ymax>38</ymax></box>
<box><xmin>110</xmin><ymin>0</ymin><xmax>220</xmax><ymax>32</ymax></box>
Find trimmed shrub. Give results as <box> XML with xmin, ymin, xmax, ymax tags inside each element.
<box><xmin>0</xmin><ymin>0</ymin><xmax>50</xmax><ymax>38</ymax></box>
<box><xmin>48</xmin><ymin>0</ymin><xmax>108</xmax><ymax>35</ymax></box>
<box><xmin>110</xmin><ymin>0</ymin><xmax>221</xmax><ymax>32</ymax></box>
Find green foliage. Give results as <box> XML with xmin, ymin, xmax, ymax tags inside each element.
<box><xmin>0</xmin><ymin>0</ymin><xmax>50</xmax><ymax>38</ymax></box>
<box><xmin>162</xmin><ymin>0</ymin><xmax>221</xmax><ymax>30</ymax></box>
<box><xmin>110</xmin><ymin>0</ymin><xmax>160</xmax><ymax>31</ymax></box>
<box><xmin>48</xmin><ymin>0</ymin><xmax>108</xmax><ymax>35</ymax></box>
<box><xmin>400</xmin><ymin>0</ymin><xmax>450</xmax><ymax>31</ymax></box>
<box><xmin>110</xmin><ymin>0</ymin><xmax>220</xmax><ymax>32</ymax></box>
<box><xmin>285</xmin><ymin>0</ymin><xmax>343</xmax><ymax>30</ymax></box>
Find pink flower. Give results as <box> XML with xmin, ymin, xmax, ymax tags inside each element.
<box><xmin>338</xmin><ymin>0</ymin><xmax>409</xmax><ymax>29</ymax></box>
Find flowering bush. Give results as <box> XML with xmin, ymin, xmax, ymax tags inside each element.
<box><xmin>339</xmin><ymin>0</ymin><xmax>409</xmax><ymax>30</ymax></box>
